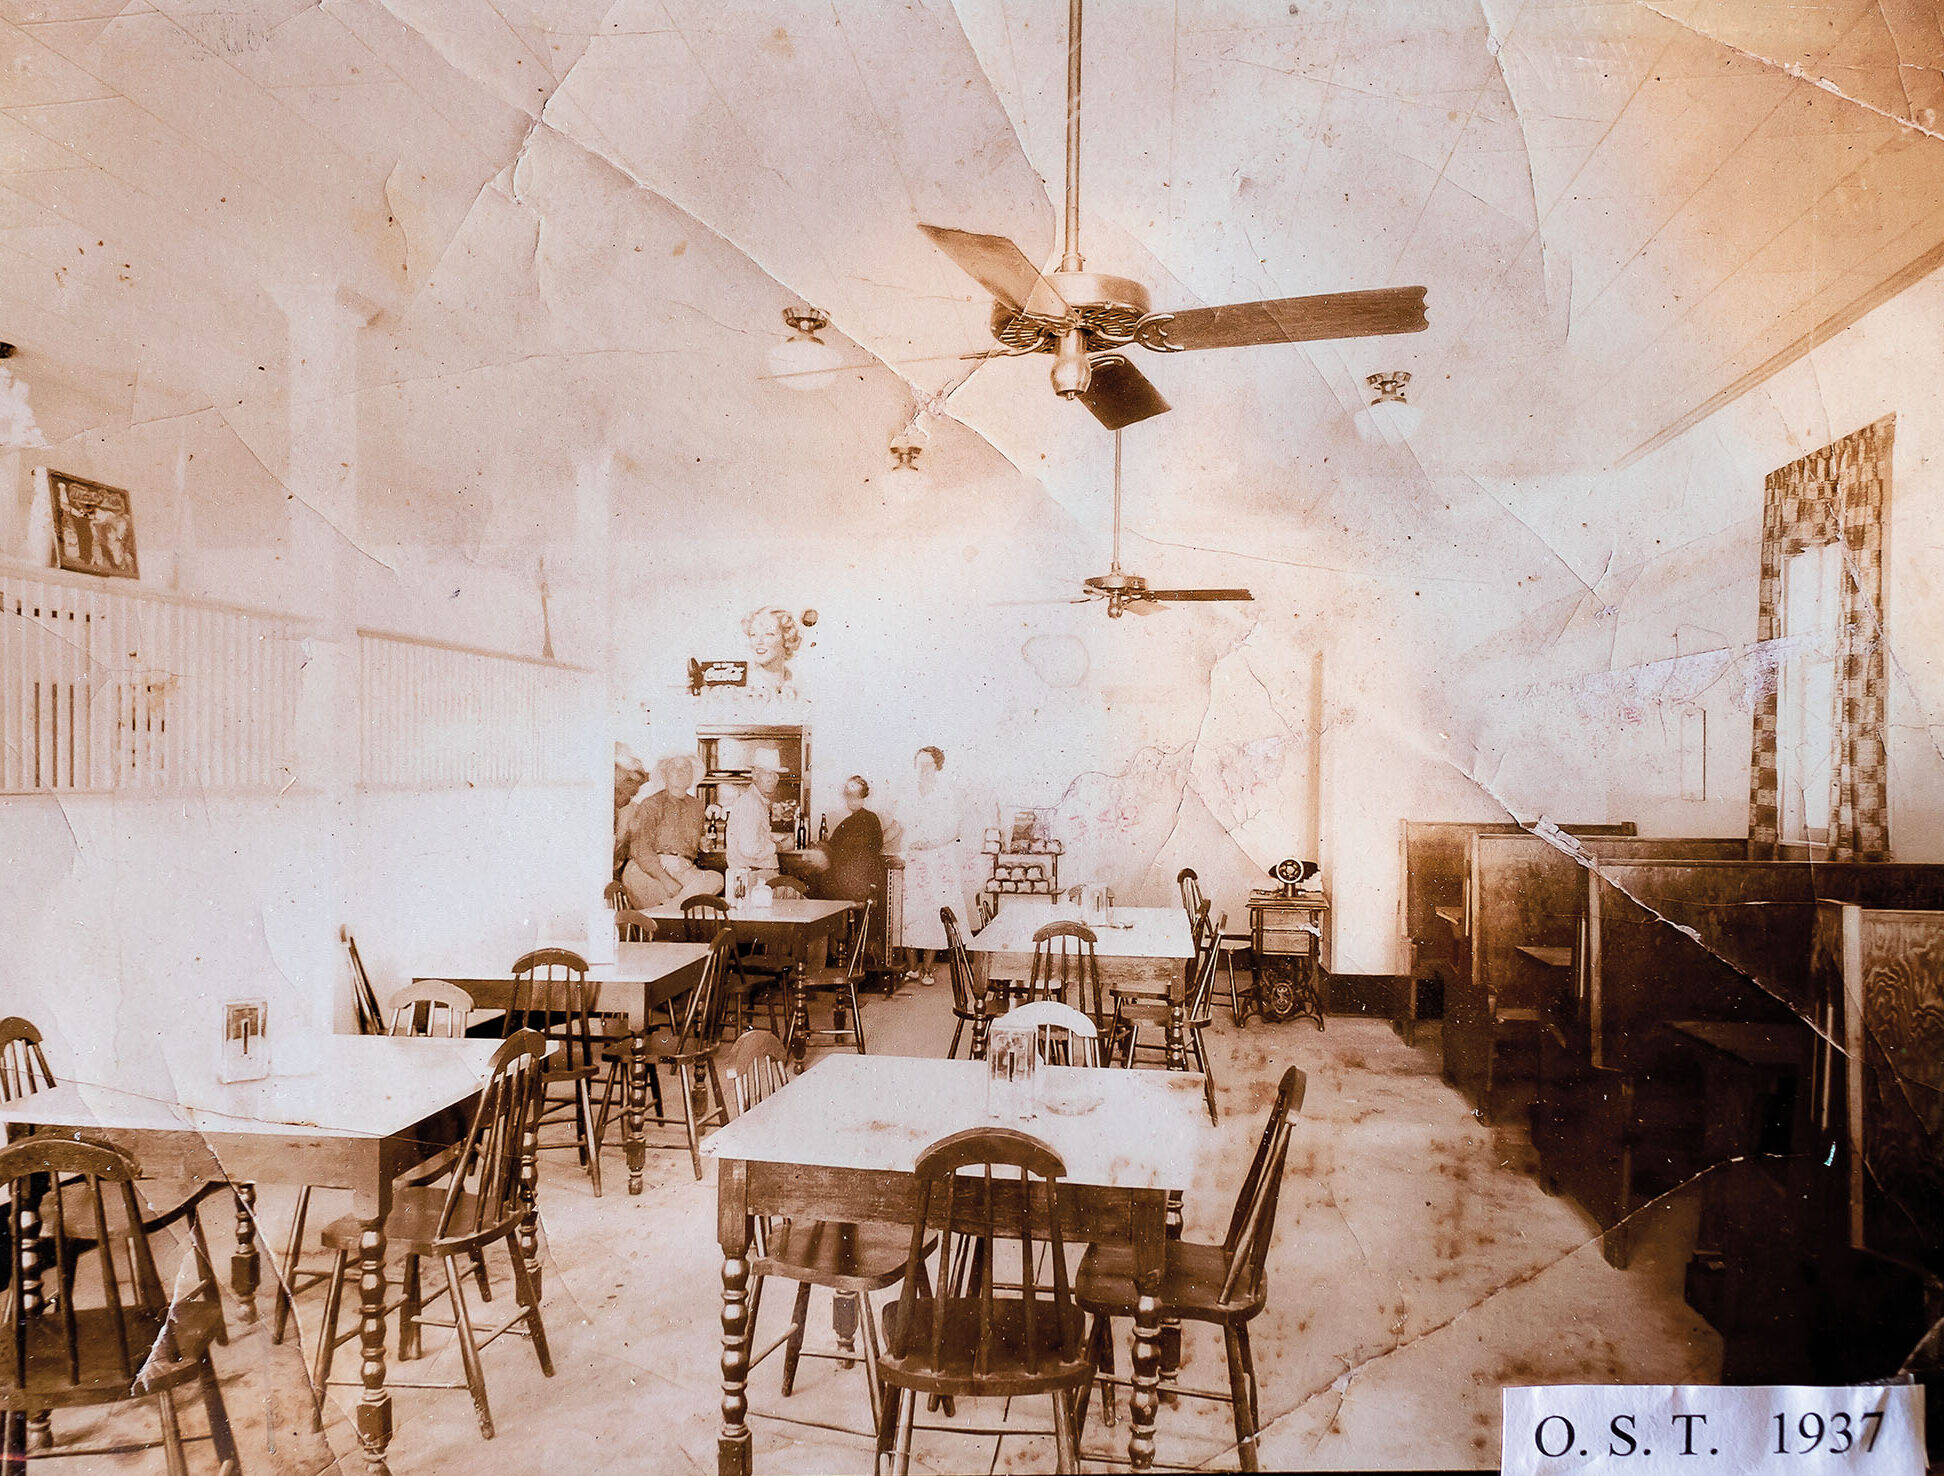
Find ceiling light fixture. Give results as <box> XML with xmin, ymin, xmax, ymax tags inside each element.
<box><xmin>0</xmin><ymin>345</ymin><xmax>48</xmax><ymax>450</ymax></box>
<box><xmin>885</xmin><ymin>418</ymin><xmax>930</xmax><ymax>497</ymax></box>
<box><xmin>766</xmin><ymin>306</ymin><xmax>844</xmax><ymax>391</ymax></box>
<box><xmin>1353</xmin><ymin>370</ymin><xmax>1421</xmax><ymax>445</ymax></box>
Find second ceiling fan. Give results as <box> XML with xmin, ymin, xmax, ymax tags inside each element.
<box><xmin>922</xmin><ymin>0</ymin><xmax>1430</xmax><ymax>431</ymax></box>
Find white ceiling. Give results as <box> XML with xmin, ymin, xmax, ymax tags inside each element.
<box><xmin>3</xmin><ymin>0</ymin><xmax>1942</xmax><ymax>559</ymax></box>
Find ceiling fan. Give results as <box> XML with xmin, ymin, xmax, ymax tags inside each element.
<box><xmin>1071</xmin><ymin>431</ymin><xmax>1252</xmax><ymax>618</ymax></box>
<box><xmin>919</xmin><ymin>0</ymin><xmax>1430</xmax><ymax>432</ymax></box>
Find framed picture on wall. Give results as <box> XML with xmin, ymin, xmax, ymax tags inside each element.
<box><xmin>40</xmin><ymin>467</ymin><xmax>139</xmax><ymax>579</ymax></box>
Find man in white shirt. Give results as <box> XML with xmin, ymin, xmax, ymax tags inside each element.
<box><xmin>725</xmin><ymin>746</ymin><xmax>783</xmax><ymax>883</ymax></box>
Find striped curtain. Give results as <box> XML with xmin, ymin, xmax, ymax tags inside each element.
<box><xmin>1747</xmin><ymin>415</ymin><xmax>1893</xmax><ymax>860</ymax></box>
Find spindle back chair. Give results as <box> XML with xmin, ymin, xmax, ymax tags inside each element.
<box><xmin>877</xmin><ymin>1127</ymin><xmax>1093</xmax><ymax>1475</ymax></box>
<box><xmin>386</xmin><ymin>980</ymin><xmax>476</xmax><ymax>1039</ymax></box>
<box><xmin>0</xmin><ymin>1137</ymin><xmax>237</xmax><ymax>1475</ymax></box>
<box><xmin>507</xmin><ymin>948</ymin><xmax>609</xmax><ymax>1196</ymax></box>
<box><xmin>939</xmin><ymin>908</ymin><xmax>987</xmax><ymax>1061</ymax></box>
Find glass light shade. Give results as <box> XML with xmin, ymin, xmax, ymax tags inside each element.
<box><xmin>767</xmin><ymin>332</ymin><xmax>844</xmax><ymax>391</ymax></box>
<box><xmin>1353</xmin><ymin>396</ymin><xmax>1422</xmax><ymax>445</ymax></box>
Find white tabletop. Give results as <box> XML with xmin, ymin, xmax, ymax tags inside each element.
<box><xmin>418</xmin><ymin>941</ymin><xmax>711</xmax><ymax>985</ymax></box>
<box><xmin>644</xmin><ymin>898</ymin><xmax>852</xmax><ymax>926</ymax></box>
<box><xmin>703</xmin><ymin>1053</ymin><xmax>1209</xmax><ymax>1191</ymax></box>
<box><xmin>968</xmin><ymin>903</ymin><xmax>1195</xmax><ymax>961</ymax></box>
<box><xmin>0</xmin><ymin>1037</ymin><xmax>500</xmax><ymax>1140</ymax></box>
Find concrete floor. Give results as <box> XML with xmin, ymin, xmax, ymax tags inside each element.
<box><xmin>49</xmin><ymin>982</ymin><xmax>1720</xmax><ymax>1473</ymax></box>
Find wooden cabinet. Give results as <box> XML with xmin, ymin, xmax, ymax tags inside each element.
<box><xmin>695</xmin><ymin>725</ymin><xmax>809</xmax><ymax>848</ymax></box>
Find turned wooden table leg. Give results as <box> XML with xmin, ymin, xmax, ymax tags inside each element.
<box><xmin>718</xmin><ymin>1160</ymin><xmax>753</xmax><ymax>1476</ymax></box>
<box><xmin>231</xmin><ymin>1183</ymin><xmax>261</xmax><ymax>1323</ymax></box>
<box><xmin>354</xmin><ymin>1223</ymin><xmax>393</xmax><ymax>1476</ymax></box>
<box><xmin>788</xmin><ymin>967</ymin><xmax>810</xmax><ymax>1068</ymax></box>
<box><xmin>20</xmin><ymin>1185</ymin><xmax>50</xmax><ymax>1451</ymax></box>
<box><xmin>1161</xmin><ymin>1190</ymin><xmax>1184</xmax><ymax>1399</ymax></box>
<box><xmin>625</xmin><ymin>1027</ymin><xmax>650</xmax><ymax>1196</ymax></box>
<box><xmin>1130</xmin><ymin>1291</ymin><xmax>1163</xmax><ymax>1471</ymax></box>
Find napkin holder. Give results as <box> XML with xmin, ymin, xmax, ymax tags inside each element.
<box><xmin>219</xmin><ymin>1000</ymin><xmax>270</xmax><ymax>1084</ymax></box>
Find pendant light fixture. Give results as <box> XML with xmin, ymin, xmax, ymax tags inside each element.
<box><xmin>1353</xmin><ymin>370</ymin><xmax>1422</xmax><ymax>445</ymax></box>
<box><xmin>766</xmin><ymin>307</ymin><xmax>844</xmax><ymax>391</ymax></box>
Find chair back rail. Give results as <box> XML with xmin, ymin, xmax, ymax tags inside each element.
<box><xmin>941</xmin><ymin>907</ymin><xmax>982</xmax><ymax>1017</ymax></box>
<box><xmin>767</xmin><ymin>875</ymin><xmax>808</xmax><ymax>898</ymax></box>
<box><xmin>1218</xmin><ymin>1066</ymin><xmax>1307</xmax><ymax>1306</ymax></box>
<box><xmin>0</xmin><ymin>1018</ymin><xmax>55</xmax><ymax>1102</ymax></box>
<box><xmin>999</xmin><ymin>1000</ymin><xmax>1101</xmax><ymax>1067</ymax></box>
<box><xmin>434</xmin><ymin>1030</ymin><xmax>548</xmax><ymax>1247</ymax></box>
<box><xmin>344</xmin><ymin>927</ymin><xmax>385</xmax><ymax>1037</ymax></box>
<box><xmin>721</xmin><ymin>1029</ymin><xmax>790</xmax><ymax>1118</ymax></box>
<box><xmin>615</xmin><ymin>909</ymin><xmax>658</xmax><ymax>943</ymax></box>
<box><xmin>669</xmin><ymin>930</ymin><xmax>740</xmax><ymax>1053</ymax></box>
<box><xmin>1028</xmin><ymin>921</ymin><xmax>1104</xmax><ymax>1019</ymax></box>
<box><xmin>678</xmin><ymin>893</ymin><xmax>732</xmax><ymax>946</ymax></box>
<box><xmin>506</xmin><ymin>948</ymin><xmax>602</xmax><ymax>1070</ymax></box>
<box><xmin>386</xmin><ymin>980</ymin><xmax>475</xmax><ymax>1039</ymax></box>
<box><xmin>1186</xmin><ymin>909</ymin><xmax>1225</xmax><ymax>1022</ymax></box>
<box><xmin>2</xmin><ymin>1137</ymin><xmax>165</xmax><ymax>1395</ymax></box>
<box><xmin>889</xmin><ymin>1127</ymin><xmax>1081</xmax><ymax>1381</ymax></box>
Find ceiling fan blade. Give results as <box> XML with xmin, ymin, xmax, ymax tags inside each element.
<box><xmin>918</xmin><ymin>225</ymin><xmax>1066</xmax><ymax>315</ymax></box>
<box><xmin>1139</xmin><ymin>589</ymin><xmax>1255</xmax><ymax>602</ymax></box>
<box><xmin>1078</xmin><ymin>355</ymin><xmax>1170</xmax><ymax>430</ymax></box>
<box><xmin>1141</xmin><ymin>287</ymin><xmax>1428</xmax><ymax>351</ymax></box>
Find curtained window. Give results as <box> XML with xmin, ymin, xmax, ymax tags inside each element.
<box><xmin>1748</xmin><ymin>416</ymin><xmax>1893</xmax><ymax>861</ymax></box>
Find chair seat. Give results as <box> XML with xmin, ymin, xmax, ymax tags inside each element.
<box><xmin>796</xmin><ymin>966</ymin><xmax>857</xmax><ymax>992</ymax></box>
<box><xmin>756</xmin><ymin>1221</ymin><xmax>927</xmax><ymax>1292</ymax></box>
<box><xmin>878</xmin><ymin>1297</ymin><xmax>1092</xmax><ymax>1398</ymax></box>
<box><xmin>0</xmin><ymin>1303</ymin><xmax>225</xmax><ymax>1410</ymax></box>
<box><xmin>318</xmin><ymin>1186</ymin><xmax>516</xmax><ymax>1259</ymax></box>
<box><xmin>1075</xmin><ymin>1239</ymin><xmax>1265</xmax><ymax>1328</ymax></box>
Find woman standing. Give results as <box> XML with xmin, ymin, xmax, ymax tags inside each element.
<box><xmin>811</xmin><ymin>775</ymin><xmax>887</xmax><ymax>963</ymax></box>
<box><xmin>897</xmin><ymin>745</ymin><xmax>965</xmax><ymax>984</ymax></box>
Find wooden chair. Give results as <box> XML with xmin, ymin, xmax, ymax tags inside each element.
<box><xmin>875</xmin><ymin>1127</ymin><xmax>1095</xmax><ymax>1475</ymax></box>
<box><xmin>603</xmin><ymin>879</ymin><xmax>629</xmax><ymax>911</ymax></box>
<box><xmin>0</xmin><ymin>1018</ymin><xmax>55</xmax><ymax>1102</ymax></box>
<box><xmin>313</xmin><ymin>1031</ymin><xmax>553</xmax><ymax>1440</ymax></box>
<box><xmin>1024</xmin><ymin>921</ymin><xmax>1106</xmax><ymax>1019</ymax></box>
<box><xmin>1178</xmin><ymin>869</ymin><xmax>1250</xmax><ymax>1025</ymax></box>
<box><xmin>506</xmin><ymin>948</ymin><xmax>615</xmax><ymax>1197</ymax></box>
<box><xmin>1117</xmin><ymin>906</ymin><xmax>1223</xmax><ymax>1123</ymax></box>
<box><xmin>722</xmin><ymin>1030</ymin><xmax>920</xmax><ymax>1440</ymax></box>
<box><xmin>272</xmin><ymin>977</ymin><xmax>494</xmax><ymax>1346</ymax></box>
<box><xmin>679</xmin><ymin>895</ymin><xmax>782</xmax><ymax>1037</ymax></box>
<box><xmin>939</xmin><ymin>908</ymin><xmax>987</xmax><ymax>1061</ymax></box>
<box><xmin>999</xmin><ymin>1000</ymin><xmax>1104</xmax><ymax>1068</ymax></box>
<box><xmin>0</xmin><ymin>1020</ymin><xmax>228</xmax><ymax>1458</ymax></box>
<box><xmin>385</xmin><ymin>979</ymin><xmax>475</xmax><ymax>1038</ymax></box>
<box><xmin>643</xmin><ymin>930</ymin><xmax>738</xmax><ymax>1179</ymax></box>
<box><xmin>344</xmin><ymin>927</ymin><xmax>386</xmax><ymax>1036</ymax></box>
<box><xmin>1073</xmin><ymin>1066</ymin><xmax>1305</xmax><ymax>1468</ymax></box>
<box><xmin>791</xmin><ymin>898</ymin><xmax>872</xmax><ymax>1056</ymax></box>
<box><xmin>614</xmin><ymin>909</ymin><xmax>658</xmax><ymax>943</ymax></box>
<box><xmin>767</xmin><ymin>874</ymin><xmax>808</xmax><ymax>898</ymax></box>
<box><xmin>0</xmin><ymin>1138</ymin><xmax>238</xmax><ymax>1476</ymax></box>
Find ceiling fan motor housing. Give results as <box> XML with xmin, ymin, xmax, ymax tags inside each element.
<box><xmin>991</xmin><ymin>271</ymin><xmax>1154</xmax><ymax>357</ymax></box>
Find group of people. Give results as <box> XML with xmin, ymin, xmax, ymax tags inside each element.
<box><xmin>611</xmin><ymin>741</ymin><xmax>971</xmax><ymax>979</ymax></box>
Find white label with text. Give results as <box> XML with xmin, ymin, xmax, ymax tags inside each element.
<box><xmin>1502</xmin><ymin>1384</ymin><xmax>1924</xmax><ymax>1475</ymax></box>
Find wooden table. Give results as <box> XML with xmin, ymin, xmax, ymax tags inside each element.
<box><xmin>967</xmin><ymin>902</ymin><xmax>1197</xmax><ymax>1062</ymax></box>
<box><xmin>703</xmin><ymin>1054</ymin><xmax>1210</xmax><ymax>1474</ymax></box>
<box><xmin>645</xmin><ymin>899</ymin><xmax>855</xmax><ymax>1063</ymax></box>
<box><xmin>420</xmin><ymin>940</ymin><xmax>712</xmax><ymax>1195</ymax></box>
<box><xmin>0</xmin><ymin>1036</ymin><xmax>499</xmax><ymax>1476</ymax></box>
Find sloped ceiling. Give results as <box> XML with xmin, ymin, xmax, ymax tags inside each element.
<box><xmin>3</xmin><ymin>0</ymin><xmax>1943</xmax><ymax>559</ymax></box>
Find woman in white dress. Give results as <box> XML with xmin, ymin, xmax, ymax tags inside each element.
<box><xmin>898</xmin><ymin>745</ymin><xmax>964</xmax><ymax>983</ymax></box>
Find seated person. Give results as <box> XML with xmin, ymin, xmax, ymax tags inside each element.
<box><xmin>620</xmin><ymin>755</ymin><xmax>724</xmax><ymax>907</ymax></box>
<box><xmin>725</xmin><ymin>747</ymin><xmax>784</xmax><ymax>888</ymax></box>
<box><xmin>807</xmin><ymin>774</ymin><xmax>886</xmax><ymax>961</ymax></box>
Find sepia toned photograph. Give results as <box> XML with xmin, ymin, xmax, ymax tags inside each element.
<box><xmin>1</xmin><ymin>1</ymin><xmax>1941</xmax><ymax>1473</ymax></box>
